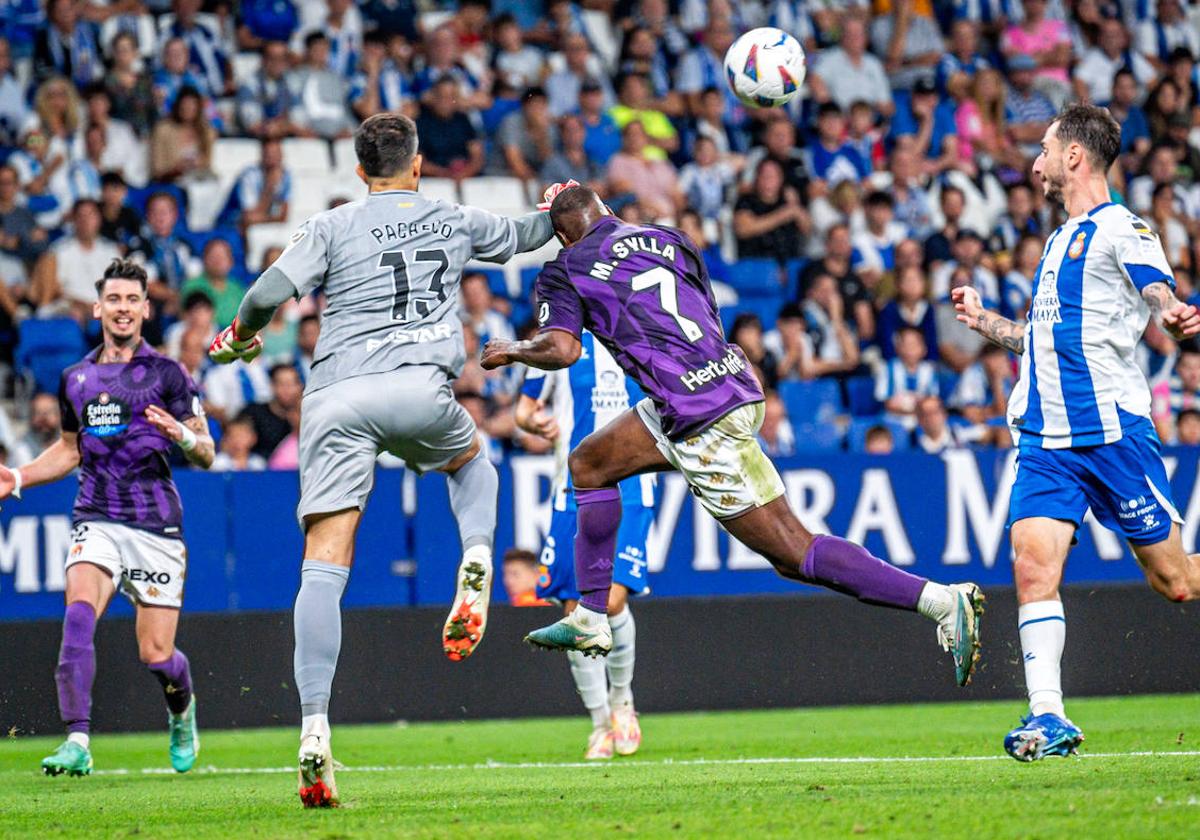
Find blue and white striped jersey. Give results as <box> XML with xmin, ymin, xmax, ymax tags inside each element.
<box><xmin>522</xmin><ymin>330</ymin><xmax>656</xmax><ymax>513</ymax></box>
<box><xmin>1008</xmin><ymin>202</ymin><xmax>1175</xmax><ymax>449</ymax></box>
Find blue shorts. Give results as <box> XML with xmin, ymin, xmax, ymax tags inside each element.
<box><xmin>1009</xmin><ymin>423</ymin><xmax>1182</xmax><ymax>545</ymax></box>
<box><xmin>536</xmin><ymin>501</ymin><xmax>654</xmax><ymax>603</ymax></box>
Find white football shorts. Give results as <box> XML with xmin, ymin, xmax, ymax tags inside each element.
<box><xmin>65</xmin><ymin>521</ymin><xmax>188</xmax><ymax>609</ymax></box>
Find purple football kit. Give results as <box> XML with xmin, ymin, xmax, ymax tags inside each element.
<box><xmin>534</xmin><ymin>216</ymin><xmax>763</xmax><ymax>441</ymax></box>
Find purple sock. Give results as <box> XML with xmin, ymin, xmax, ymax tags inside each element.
<box><xmin>802</xmin><ymin>535</ymin><xmax>927</xmax><ymax>611</ymax></box>
<box><xmin>56</xmin><ymin>602</ymin><xmax>97</xmax><ymax>735</ymax></box>
<box><xmin>148</xmin><ymin>650</ymin><xmax>193</xmax><ymax>715</ymax></box>
<box><xmin>575</xmin><ymin>487</ymin><xmax>622</xmax><ymax>614</ymax></box>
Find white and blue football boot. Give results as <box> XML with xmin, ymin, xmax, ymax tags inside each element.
<box><xmin>1004</xmin><ymin>712</ymin><xmax>1084</xmax><ymax>761</ymax></box>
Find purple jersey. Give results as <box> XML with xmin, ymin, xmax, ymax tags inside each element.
<box><xmin>59</xmin><ymin>343</ymin><xmax>202</xmax><ymax>538</ymax></box>
<box><xmin>535</xmin><ymin>216</ymin><xmax>762</xmax><ymax>440</ymax></box>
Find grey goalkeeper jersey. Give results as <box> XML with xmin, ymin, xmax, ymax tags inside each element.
<box><xmin>271</xmin><ymin>189</ymin><xmax>525</xmax><ymax>394</ymax></box>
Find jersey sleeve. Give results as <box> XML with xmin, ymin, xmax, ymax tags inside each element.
<box><xmin>534</xmin><ymin>262</ymin><xmax>584</xmax><ymax>338</ymax></box>
<box><xmin>461</xmin><ymin>205</ymin><xmax>519</xmax><ymax>264</ymax></box>
<box><xmin>164</xmin><ymin>361</ymin><xmax>203</xmax><ymax>423</ymax></box>
<box><xmin>270</xmin><ymin>215</ymin><xmax>332</xmax><ymax>296</ymax></box>
<box><xmin>58</xmin><ymin>372</ymin><xmax>79</xmax><ymax>434</ymax></box>
<box><xmin>1113</xmin><ymin>213</ymin><xmax>1175</xmax><ymax>292</ymax></box>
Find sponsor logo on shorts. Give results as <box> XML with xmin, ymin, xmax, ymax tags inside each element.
<box><xmin>1118</xmin><ymin>494</ymin><xmax>1160</xmax><ymax>523</ymax></box>
<box><xmin>365</xmin><ymin>322</ymin><xmax>453</xmax><ymax>353</ymax></box>
<box><xmin>679</xmin><ymin>348</ymin><xmax>748</xmax><ymax>393</ymax></box>
<box><xmin>617</xmin><ymin>545</ymin><xmax>647</xmax><ymax>579</ymax></box>
<box><xmin>83</xmin><ymin>392</ymin><xmax>131</xmax><ymax>437</ymax></box>
<box><xmin>127</xmin><ymin>569</ymin><xmax>172</xmax><ymax>585</ymax></box>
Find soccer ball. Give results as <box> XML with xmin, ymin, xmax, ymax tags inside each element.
<box><xmin>723</xmin><ymin>27</ymin><xmax>807</xmax><ymax>109</ymax></box>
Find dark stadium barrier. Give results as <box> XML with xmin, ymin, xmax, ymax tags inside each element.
<box><xmin>1</xmin><ymin>586</ymin><xmax>1197</xmax><ymax>735</ymax></box>
<box><xmin>8</xmin><ymin>448</ymin><xmax>1200</xmax><ymax>621</ymax></box>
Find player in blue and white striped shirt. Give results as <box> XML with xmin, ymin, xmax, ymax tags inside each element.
<box><xmin>516</xmin><ymin>330</ymin><xmax>656</xmax><ymax>761</ymax></box>
<box><xmin>954</xmin><ymin>104</ymin><xmax>1200</xmax><ymax>762</ymax></box>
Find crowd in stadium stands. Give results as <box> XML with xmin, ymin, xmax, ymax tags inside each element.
<box><xmin>0</xmin><ymin>0</ymin><xmax>1199</xmax><ymax>469</ymax></box>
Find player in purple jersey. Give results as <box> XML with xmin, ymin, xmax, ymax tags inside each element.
<box><xmin>482</xmin><ymin>186</ymin><xmax>986</xmax><ymax>685</ymax></box>
<box><xmin>0</xmin><ymin>259</ymin><xmax>214</xmax><ymax>777</ymax></box>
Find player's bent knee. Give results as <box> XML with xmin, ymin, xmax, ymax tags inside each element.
<box><xmin>1012</xmin><ymin>552</ymin><xmax>1059</xmax><ymax>598</ymax></box>
<box><xmin>138</xmin><ymin>642</ymin><xmax>174</xmax><ymax>665</ymax></box>
<box><xmin>568</xmin><ymin>446</ymin><xmax>606</xmax><ymax>489</ymax></box>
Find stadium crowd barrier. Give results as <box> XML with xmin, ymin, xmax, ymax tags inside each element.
<box><xmin>6</xmin><ymin>448</ymin><xmax>1200</xmax><ymax>622</ymax></box>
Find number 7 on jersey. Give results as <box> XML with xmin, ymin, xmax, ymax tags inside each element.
<box><xmin>631</xmin><ymin>267</ymin><xmax>703</xmax><ymax>342</ymax></box>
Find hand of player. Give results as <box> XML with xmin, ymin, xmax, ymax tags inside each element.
<box><xmin>0</xmin><ymin>464</ymin><xmax>18</xmax><ymax>503</ymax></box>
<box><xmin>144</xmin><ymin>405</ymin><xmax>184</xmax><ymax>443</ymax></box>
<box><xmin>952</xmin><ymin>286</ymin><xmax>984</xmax><ymax>330</ymax></box>
<box><xmin>480</xmin><ymin>338</ymin><xmax>516</xmax><ymax>370</ymax></box>
<box><xmin>528</xmin><ymin>401</ymin><xmax>560</xmax><ymax>441</ymax></box>
<box><xmin>1161</xmin><ymin>300</ymin><xmax>1200</xmax><ymax>341</ymax></box>
<box><xmin>208</xmin><ymin>320</ymin><xmax>264</xmax><ymax>364</ymax></box>
<box><xmin>537</xmin><ymin>179</ymin><xmax>580</xmax><ymax>211</ymax></box>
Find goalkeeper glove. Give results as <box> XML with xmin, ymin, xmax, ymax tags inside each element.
<box><xmin>208</xmin><ymin>319</ymin><xmax>264</xmax><ymax>364</ymax></box>
<box><xmin>537</xmin><ymin>179</ymin><xmax>580</xmax><ymax>211</ymax></box>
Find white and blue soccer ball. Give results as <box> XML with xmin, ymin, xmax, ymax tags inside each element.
<box><xmin>723</xmin><ymin>27</ymin><xmax>807</xmax><ymax>109</ymax></box>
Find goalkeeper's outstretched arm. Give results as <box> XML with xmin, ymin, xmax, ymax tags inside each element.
<box><xmin>235</xmin><ymin>267</ymin><xmax>297</xmax><ymax>337</ymax></box>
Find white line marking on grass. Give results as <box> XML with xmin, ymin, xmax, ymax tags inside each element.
<box><xmin>88</xmin><ymin>750</ymin><xmax>1200</xmax><ymax>777</ymax></box>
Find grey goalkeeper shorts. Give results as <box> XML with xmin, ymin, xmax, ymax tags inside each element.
<box><xmin>297</xmin><ymin>365</ymin><xmax>477</xmax><ymax>525</ymax></box>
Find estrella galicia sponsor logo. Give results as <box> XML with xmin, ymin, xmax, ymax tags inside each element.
<box><xmin>83</xmin><ymin>392</ymin><xmax>131</xmax><ymax>437</ymax></box>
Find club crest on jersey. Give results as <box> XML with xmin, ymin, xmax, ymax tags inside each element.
<box><xmin>1067</xmin><ymin>231</ymin><xmax>1087</xmax><ymax>259</ymax></box>
<box><xmin>83</xmin><ymin>392</ymin><xmax>131</xmax><ymax>437</ymax></box>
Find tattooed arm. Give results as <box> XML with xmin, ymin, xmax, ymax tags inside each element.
<box><xmin>951</xmin><ymin>286</ymin><xmax>1026</xmax><ymax>355</ymax></box>
<box><xmin>1142</xmin><ymin>281</ymin><xmax>1200</xmax><ymax>341</ymax></box>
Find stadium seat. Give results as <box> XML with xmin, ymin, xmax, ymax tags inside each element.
<box><xmin>783</xmin><ymin>257</ymin><xmax>808</xmax><ymax>301</ymax></box>
<box><xmin>846</xmin><ymin>374</ymin><xmax>881</xmax><ymax>416</ymax></box>
<box><xmin>846</xmin><ymin>417</ymin><xmax>912</xmax><ymax>453</ymax></box>
<box><xmin>287</xmin><ymin>174</ymin><xmax>330</xmax><ymax>227</ymax></box>
<box><xmin>245</xmin><ymin>223</ymin><xmax>293</xmax><ymax>272</ymax></box>
<box><xmin>791</xmin><ymin>421</ymin><xmax>844</xmax><ymax>453</ymax></box>
<box><xmin>15</xmin><ymin>318</ymin><xmax>86</xmax><ymax>398</ymax></box>
<box><xmin>420</xmin><ymin>178</ymin><xmax>460</xmax><ymax>204</ymax></box>
<box><xmin>211</xmin><ymin>138</ymin><xmax>262</xmax><ymax>186</ymax></box>
<box><xmin>778</xmin><ymin>379</ymin><xmax>844</xmax><ymax>426</ymax></box>
<box><xmin>331</xmin><ymin>137</ymin><xmax>356</xmax><ymax>174</ymax></box>
<box><xmin>460</xmin><ymin>176</ymin><xmax>531</xmax><ymax>215</ymax></box>
<box><xmin>126</xmin><ymin>183</ymin><xmax>188</xmax><ymax>222</ymax></box>
<box><xmin>232</xmin><ymin>52</ymin><xmax>261</xmax><ymax>86</ymax></box>
<box><xmin>725</xmin><ymin>259</ymin><xmax>782</xmax><ymax>294</ymax></box>
<box><xmin>282</xmin><ymin>138</ymin><xmax>331</xmax><ymax>175</ymax></box>
<box><xmin>185</xmin><ymin>178</ymin><xmax>228</xmax><ymax>232</ymax></box>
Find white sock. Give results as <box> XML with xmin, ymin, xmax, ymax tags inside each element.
<box><xmin>301</xmin><ymin>713</ymin><xmax>331</xmax><ymax>740</ymax></box>
<box><xmin>567</xmin><ymin>650</ymin><xmax>610</xmax><ymax>729</ymax></box>
<box><xmin>67</xmin><ymin>731</ymin><xmax>89</xmax><ymax>750</ymax></box>
<box><xmin>1018</xmin><ymin>600</ymin><xmax>1066</xmax><ymax>718</ymax></box>
<box><xmin>571</xmin><ymin>603</ymin><xmax>608</xmax><ymax>629</ymax></box>
<box><xmin>606</xmin><ymin>606</ymin><xmax>636</xmax><ymax>709</ymax></box>
<box><xmin>916</xmin><ymin>582</ymin><xmax>956</xmax><ymax>622</ymax></box>
<box><xmin>463</xmin><ymin>544</ymin><xmax>492</xmax><ymax>568</ymax></box>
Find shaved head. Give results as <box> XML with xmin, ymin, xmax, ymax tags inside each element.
<box><xmin>549</xmin><ymin>185</ymin><xmax>608</xmax><ymax>245</ymax></box>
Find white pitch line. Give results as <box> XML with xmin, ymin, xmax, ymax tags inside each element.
<box><xmin>83</xmin><ymin>750</ymin><xmax>1200</xmax><ymax>777</ymax></box>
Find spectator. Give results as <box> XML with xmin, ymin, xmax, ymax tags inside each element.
<box><xmin>239</xmin><ymin>363</ymin><xmax>303</xmax><ymax>460</ymax></box>
<box><xmin>811</xmin><ymin>16</ymin><xmax>893</xmax><ymax>115</ymax></box>
<box><xmin>29</xmin><ymin>199</ymin><xmax>121</xmax><ymax>319</ymax></box>
<box><xmin>877</xmin><ymin>264</ymin><xmax>938</xmax><ymax>360</ymax></box>
<box><xmin>73</xmin><ymin>84</ymin><xmax>146</xmax><ymax>188</ymax></box>
<box><xmin>69</xmin><ymin>127</ymin><xmax>104</xmax><ymax>203</ymax></box>
<box><xmin>1148</xmin><ymin>183</ymin><xmax>1193</xmax><ymax>270</ymax></box>
<box><xmin>617</xmin><ymin>25</ymin><xmax>676</xmax><ymax>106</ymax></box>
<box><xmin>734</xmin><ymin>158</ymin><xmax>806</xmax><ymax>263</ymax></box>
<box><xmin>739</xmin><ymin>118</ymin><xmax>808</xmax><ymax>196</ymax></box>
<box><xmin>1153</xmin><ymin>347</ymin><xmax>1200</xmax><ymax>441</ymax></box>
<box><xmin>674</xmin><ymin>15</ymin><xmax>739</xmax><ymax>116</ymax></box>
<box><xmin>238</xmin><ymin>40</ymin><xmax>306</xmax><ymax>138</ymax></box>
<box><xmin>607</xmin><ymin>121</ymin><xmax>683</xmax><ymax>221</ymax></box>
<box><xmin>676</xmin><ymin>208</ymin><xmax>732</xmax><ymax>290</ymax></box>
<box><xmin>546</xmin><ymin>34</ymin><xmax>613</xmax><ymax>117</ymax></box>
<box><xmin>180</xmin><ymin>239</ymin><xmax>246</xmax><ymax>329</ymax></box>
<box><xmin>1144</xmin><ymin>78</ymin><xmax>1186</xmax><ymax>142</ymax></box>
<box><xmin>936</xmin><ymin>19</ymin><xmax>990</xmax><ymax>95</ymax></box>
<box><xmin>0</xmin><ymin>37</ymin><xmax>29</xmax><ymax>146</ymax></box>
<box><xmin>411</xmin><ymin>26</ymin><xmax>490</xmax><ymax>111</ymax></box>
<box><xmin>863</xmin><ymin>424</ymin><xmax>895</xmax><ymax>454</ymax></box>
<box><xmin>1002</xmin><ymin>0</ymin><xmax>1072</xmax><ymax>104</ymax></box>
<box><xmin>210</xmin><ymin>417</ymin><xmax>268</xmax><ymax>472</ymax></box>
<box><xmin>1176</xmin><ymin>407</ymin><xmax>1200</xmax><ymax>446</ymax></box>
<box><xmin>578</xmin><ymin>78</ymin><xmax>623</xmax><ymax>167</ymax></box>
<box><xmin>798</xmin><ymin>224</ymin><xmax>872</xmax><ymax>340</ymax></box>
<box><xmin>98</xmin><ymin>172</ymin><xmax>140</xmax><ymax>249</ymax></box>
<box><xmin>164</xmin><ymin>291</ymin><xmax>216</xmax><ymax>360</ymax></box>
<box><xmin>32</xmin><ymin>75</ymin><xmax>81</xmax><ymax>152</ymax></box>
<box><xmin>287</xmin><ymin>32</ymin><xmax>354</xmax><ymax>139</ymax></box>
<box><xmin>801</xmin><ymin>272</ymin><xmax>860</xmax><ymax>375</ymax></box>
<box><xmin>730</xmin><ymin>313</ymin><xmax>781</xmax><ymax>389</ymax></box>
<box><xmin>9</xmin><ymin>126</ymin><xmax>69</xmax><ymax>229</ymax></box>
<box><xmin>914</xmin><ymin>396</ymin><xmax>967</xmax><ymax>453</ymax></box>
<box><xmin>502</xmin><ymin>548</ymin><xmax>549</xmax><ymax>606</ymax></box>
<box><xmin>678</xmin><ymin>135</ymin><xmax>734</xmax><ymax>224</ymax></box>
<box><xmin>923</xmin><ymin>185</ymin><xmax>968</xmax><ymax>267</ymax></box>
<box><xmin>1105</xmin><ymin>68</ymin><xmax>1152</xmax><ymax>167</ymax></box>
<box><xmin>1001</xmin><ymin>233</ymin><xmax>1042</xmax><ymax>320</ymax></box>
<box><xmin>104</xmin><ymin>31</ymin><xmax>158</xmax><ymax>137</ymax></box>
<box><xmin>492</xmin><ymin>87</ymin><xmax>558</xmax><ymax>179</ymax></box>
<box><xmin>351</xmin><ymin>32</ymin><xmax>414</xmax><ymax>121</ymax></box>
<box><xmin>869</xmin><ymin>0</ymin><xmax>945</xmax><ymax>92</ymax></box>
<box><xmin>268</xmin><ymin>430</ymin><xmax>300</xmax><ymax>470</ymax></box>
<box><xmin>608</xmin><ymin>72</ymin><xmax>679</xmax><ymax>161</ymax></box>
<box><xmin>34</xmin><ymin>0</ymin><xmax>103</xmax><ymax>87</ymax></box>
<box><xmin>758</xmin><ymin>389</ymin><xmax>797</xmax><ymax>457</ymax></box>
<box><xmin>933</xmin><ymin>229</ymin><xmax>999</xmax><ymax>304</ymax></box>
<box><xmin>293</xmin><ymin>0</ymin><xmax>364</xmax><ymax>81</ymax></box>
<box><xmin>853</xmin><ymin>191</ymin><xmax>908</xmax><ymax>282</ymax></box>
<box><xmin>1128</xmin><ymin>145</ymin><xmax>1196</xmax><ymax>216</ymax></box>
<box><xmin>990</xmin><ymin>182</ymin><xmax>1042</xmax><ymax>264</ymax></box>
<box><xmin>947</xmin><ymin>343</ymin><xmax>1013</xmax><ymax>423</ymax></box>
<box><xmin>220</xmin><ymin>138</ymin><xmax>291</xmax><ymax>232</ymax></box>
<box><xmin>237</xmin><ymin>0</ymin><xmax>301</xmax><ymax>50</ymax></box>
<box><xmin>888</xmin><ymin>147</ymin><xmax>934</xmax><ymax>238</ymax></box>
<box><xmin>295</xmin><ymin>314</ymin><xmax>320</xmax><ymax>383</ymax></box>
<box><xmin>150</xmin><ymin>85</ymin><xmax>216</xmax><ymax>184</ymax></box>
<box><xmin>460</xmin><ymin>272</ymin><xmax>514</xmax><ymax>345</ymax></box>
<box><xmin>846</xmin><ymin>100</ymin><xmax>886</xmax><ymax>173</ymax></box>
<box><xmin>415</xmin><ymin>77</ymin><xmax>485</xmax><ymax>181</ymax></box>
<box><xmin>130</xmin><ymin>191</ymin><xmax>200</xmax><ymax>313</ymax></box>
<box><xmin>952</xmin><ymin>69</ymin><xmax>1020</xmax><ymax>172</ymax></box>
<box><xmin>491</xmin><ymin>14</ymin><xmax>544</xmax><ymax>91</ymax></box>
<box><xmin>1136</xmin><ymin>0</ymin><xmax>1199</xmax><ymax>69</ymax></box>
<box><xmin>9</xmin><ymin>392</ymin><xmax>61</xmax><ymax>466</ymax></box>
<box><xmin>0</xmin><ymin>164</ymin><xmax>49</xmax><ymax>268</ymax></box>
<box><xmin>875</xmin><ymin>325</ymin><xmax>938</xmax><ymax>430</ymax></box>
<box><xmin>541</xmin><ymin>114</ymin><xmax>606</xmax><ymax>191</ymax></box>
<box><xmin>936</xmin><ymin>265</ymin><xmax>990</xmax><ymax>372</ymax></box>
<box><xmin>153</xmin><ymin>36</ymin><xmax>211</xmax><ymax>114</ymax></box>
<box><xmin>891</xmin><ymin>77</ymin><xmax>960</xmax><ymax>175</ymax></box>
<box><xmin>1074</xmin><ymin>17</ymin><xmax>1156</xmax><ymax>104</ymax></box>
<box><xmin>1004</xmin><ymin>54</ymin><xmax>1058</xmax><ymax>163</ymax></box>
<box><xmin>805</xmin><ymin>102</ymin><xmax>870</xmax><ymax>185</ymax></box>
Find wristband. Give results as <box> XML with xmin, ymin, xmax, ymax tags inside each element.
<box><xmin>10</xmin><ymin>466</ymin><xmax>21</xmax><ymax>499</ymax></box>
<box><xmin>178</xmin><ymin>422</ymin><xmax>198</xmax><ymax>452</ymax></box>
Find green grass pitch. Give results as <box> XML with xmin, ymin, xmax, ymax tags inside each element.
<box><xmin>2</xmin><ymin>694</ymin><xmax>1198</xmax><ymax>838</ymax></box>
